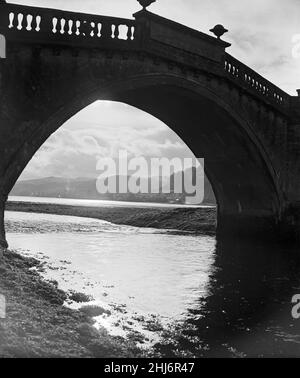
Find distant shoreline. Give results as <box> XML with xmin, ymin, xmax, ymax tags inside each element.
<box><xmin>6</xmin><ymin>200</ymin><xmax>217</xmax><ymax>235</ymax></box>
<box><xmin>8</xmin><ymin>195</ymin><xmax>216</xmax><ymax>209</ymax></box>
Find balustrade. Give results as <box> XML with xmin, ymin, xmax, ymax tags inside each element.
<box><xmin>2</xmin><ymin>3</ymin><xmax>137</xmax><ymax>43</ymax></box>
<box><xmin>0</xmin><ymin>2</ymin><xmax>291</xmax><ymax>112</ymax></box>
<box><xmin>225</xmin><ymin>54</ymin><xmax>289</xmax><ymax>109</ymax></box>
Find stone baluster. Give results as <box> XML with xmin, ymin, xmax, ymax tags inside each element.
<box><xmin>78</xmin><ymin>19</ymin><xmax>89</xmax><ymax>37</ymax></box>
<box><xmin>114</xmin><ymin>24</ymin><xmax>120</xmax><ymax>39</ymax></box>
<box><xmin>17</xmin><ymin>12</ymin><xmax>25</xmax><ymax>30</ymax></box>
<box><xmin>69</xmin><ymin>19</ymin><xmax>77</xmax><ymax>36</ymax></box>
<box><xmin>100</xmin><ymin>19</ymin><xmax>112</xmax><ymax>40</ymax></box>
<box><xmin>126</xmin><ymin>24</ymin><xmax>131</xmax><ymax>40</ymax></box>
<box><xmin>31</xmin><ymin>12</ymin><xmax>39</xmax><ymax>32</ymax></box>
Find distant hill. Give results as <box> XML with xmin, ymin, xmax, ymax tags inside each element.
<box><xmin>10</xmin><ymin>174</ymin><xmax>216</xmax><ymax>205</ymax></box>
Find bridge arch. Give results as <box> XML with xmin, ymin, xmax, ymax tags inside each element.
<box><xmin>2</xmin><ymin>73</ymin><xmax>282</xmax><ymax>242</ymax></box>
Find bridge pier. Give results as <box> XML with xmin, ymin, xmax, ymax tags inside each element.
<box><xmin>217</xmin><ymin>212</ymin><xmax>279</xmax><ymax>242</ymax></box>
<box><xmin>217</xmin><ymin>209</ymin><xmax>300</xmax><ymax>243</ymax></box>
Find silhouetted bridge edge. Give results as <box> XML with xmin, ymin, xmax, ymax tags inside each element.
<box><xmin>0</xmin><ymin>1</ymin><xmax>293</xmax><ymax>113</ymax></box>
<box><xmin>0</xmin><ymin>1</ymin><xmax>300</xmax><ymax>248</ymax></box>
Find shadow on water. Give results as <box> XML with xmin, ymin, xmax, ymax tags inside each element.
<box><xmin>154</xmin><ymin>238</ymin><xmax>300</xmax><ymax>358</ymax></box>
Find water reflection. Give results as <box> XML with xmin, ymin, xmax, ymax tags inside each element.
<box><xmin>6</xmin><ymin>210</ymin><xmax>300</xmax><ymax>357</ymax></box>
<box><xmin>155</xmin><ymin>238</ymin><xmax>300</xmax><ymax>357</ymax></box>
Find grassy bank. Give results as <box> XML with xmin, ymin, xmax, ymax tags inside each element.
<box><xmin>6</xmin><ymin>201</ymin><xmax>217</xmax><ymax>235</ymax></box>
<box><xmin>0</xmin><ymin>249</ymin><xmax>144</xmax><ymax>358</ymax></box>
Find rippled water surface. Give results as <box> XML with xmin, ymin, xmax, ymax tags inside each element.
<box><xmin>5</xmin><ymin>211</ymin><xmax>215</xmax><ymax>345</ymax></box>
<box><xmin>5</xmin><ymin>209</ymin><xmax>300</xmax><ymax>357</ymax></box>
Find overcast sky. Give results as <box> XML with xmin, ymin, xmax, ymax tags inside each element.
<box><xmin>10</xmin><ymin>0</ymin><xmax>300</xmax><ymax>180</ymax></box>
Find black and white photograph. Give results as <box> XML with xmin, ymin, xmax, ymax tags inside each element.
<box><xmin>0</xmin><ymin>0</ymin><xmax>300</xmax><ymax>363</ymax></box>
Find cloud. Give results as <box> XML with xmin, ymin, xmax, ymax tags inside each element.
<box><xmin>20</xmin><ymin>102</ymin><xmax>192</xmax><ymax>179</ymax></box>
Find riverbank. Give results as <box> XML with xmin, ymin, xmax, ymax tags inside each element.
<box><xmin>6</xmin><ymin>201</ymin><xmax>217</xmax><ymax>235</ymax></box>
<box><xmin>0</xmin><ymin>249</ymin><xmax>145</xmax><ymax>358</ymax></box>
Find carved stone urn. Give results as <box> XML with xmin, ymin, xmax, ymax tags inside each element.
<box><xmin>137</xmin><ymin>0</ymin><xmax>156</xmax><ymax>10</ymax></box>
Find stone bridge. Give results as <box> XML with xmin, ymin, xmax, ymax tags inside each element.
<box><xmin>0</xmin><ymin>0</ymin><xmax>300</xmax><ymax>247</ymax></box>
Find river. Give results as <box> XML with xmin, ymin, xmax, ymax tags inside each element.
<box><xmin>5</xmin><ymin>208</ymin><xmax>215</xmax><ymax>351</ymax></box>
<box><xmin>8</xmin><ymin>195</ymin><xmax>214</xmax><ymax>209</ymax></box>
<box><xmin>4</xmin><ymin>197</ymin><xmax>300</xmax><ymax>357</ymax></box>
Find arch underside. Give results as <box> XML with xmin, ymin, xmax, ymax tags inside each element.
<box><xmin>3</xmin><ymin>76</ymin><xmax>282</xmax><ymax>239</ymax></box>
<box><xmin>116</xmin><ymin>84</ymin><xmax>281</xmax><ymax>236</ymax></box>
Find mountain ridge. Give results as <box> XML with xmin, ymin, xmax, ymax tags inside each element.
<box><xmin>11</xmin><ymin>174</ymin><xmax>216</xmax><ymax>205</ymax></box>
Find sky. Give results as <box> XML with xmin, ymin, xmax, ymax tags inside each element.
<box><xmin>9</xmin><ymin>0</ymin><xmax>300</xmax><ymax>180</ymax></box>
<box><xmin>23</xmin><ymin>101</ymin><xmax>190</xmax><ymax>179</ymax></box>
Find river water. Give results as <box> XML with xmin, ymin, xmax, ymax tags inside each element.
<box><xmin>5</xmin><ymin>210</ymin><xmax>215</xmax><ymax>351</ymax></box>
<box><xmin>5</xmin><ymin>200</ymin><xmax>300</xmax><ymax>357</ymax></box>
